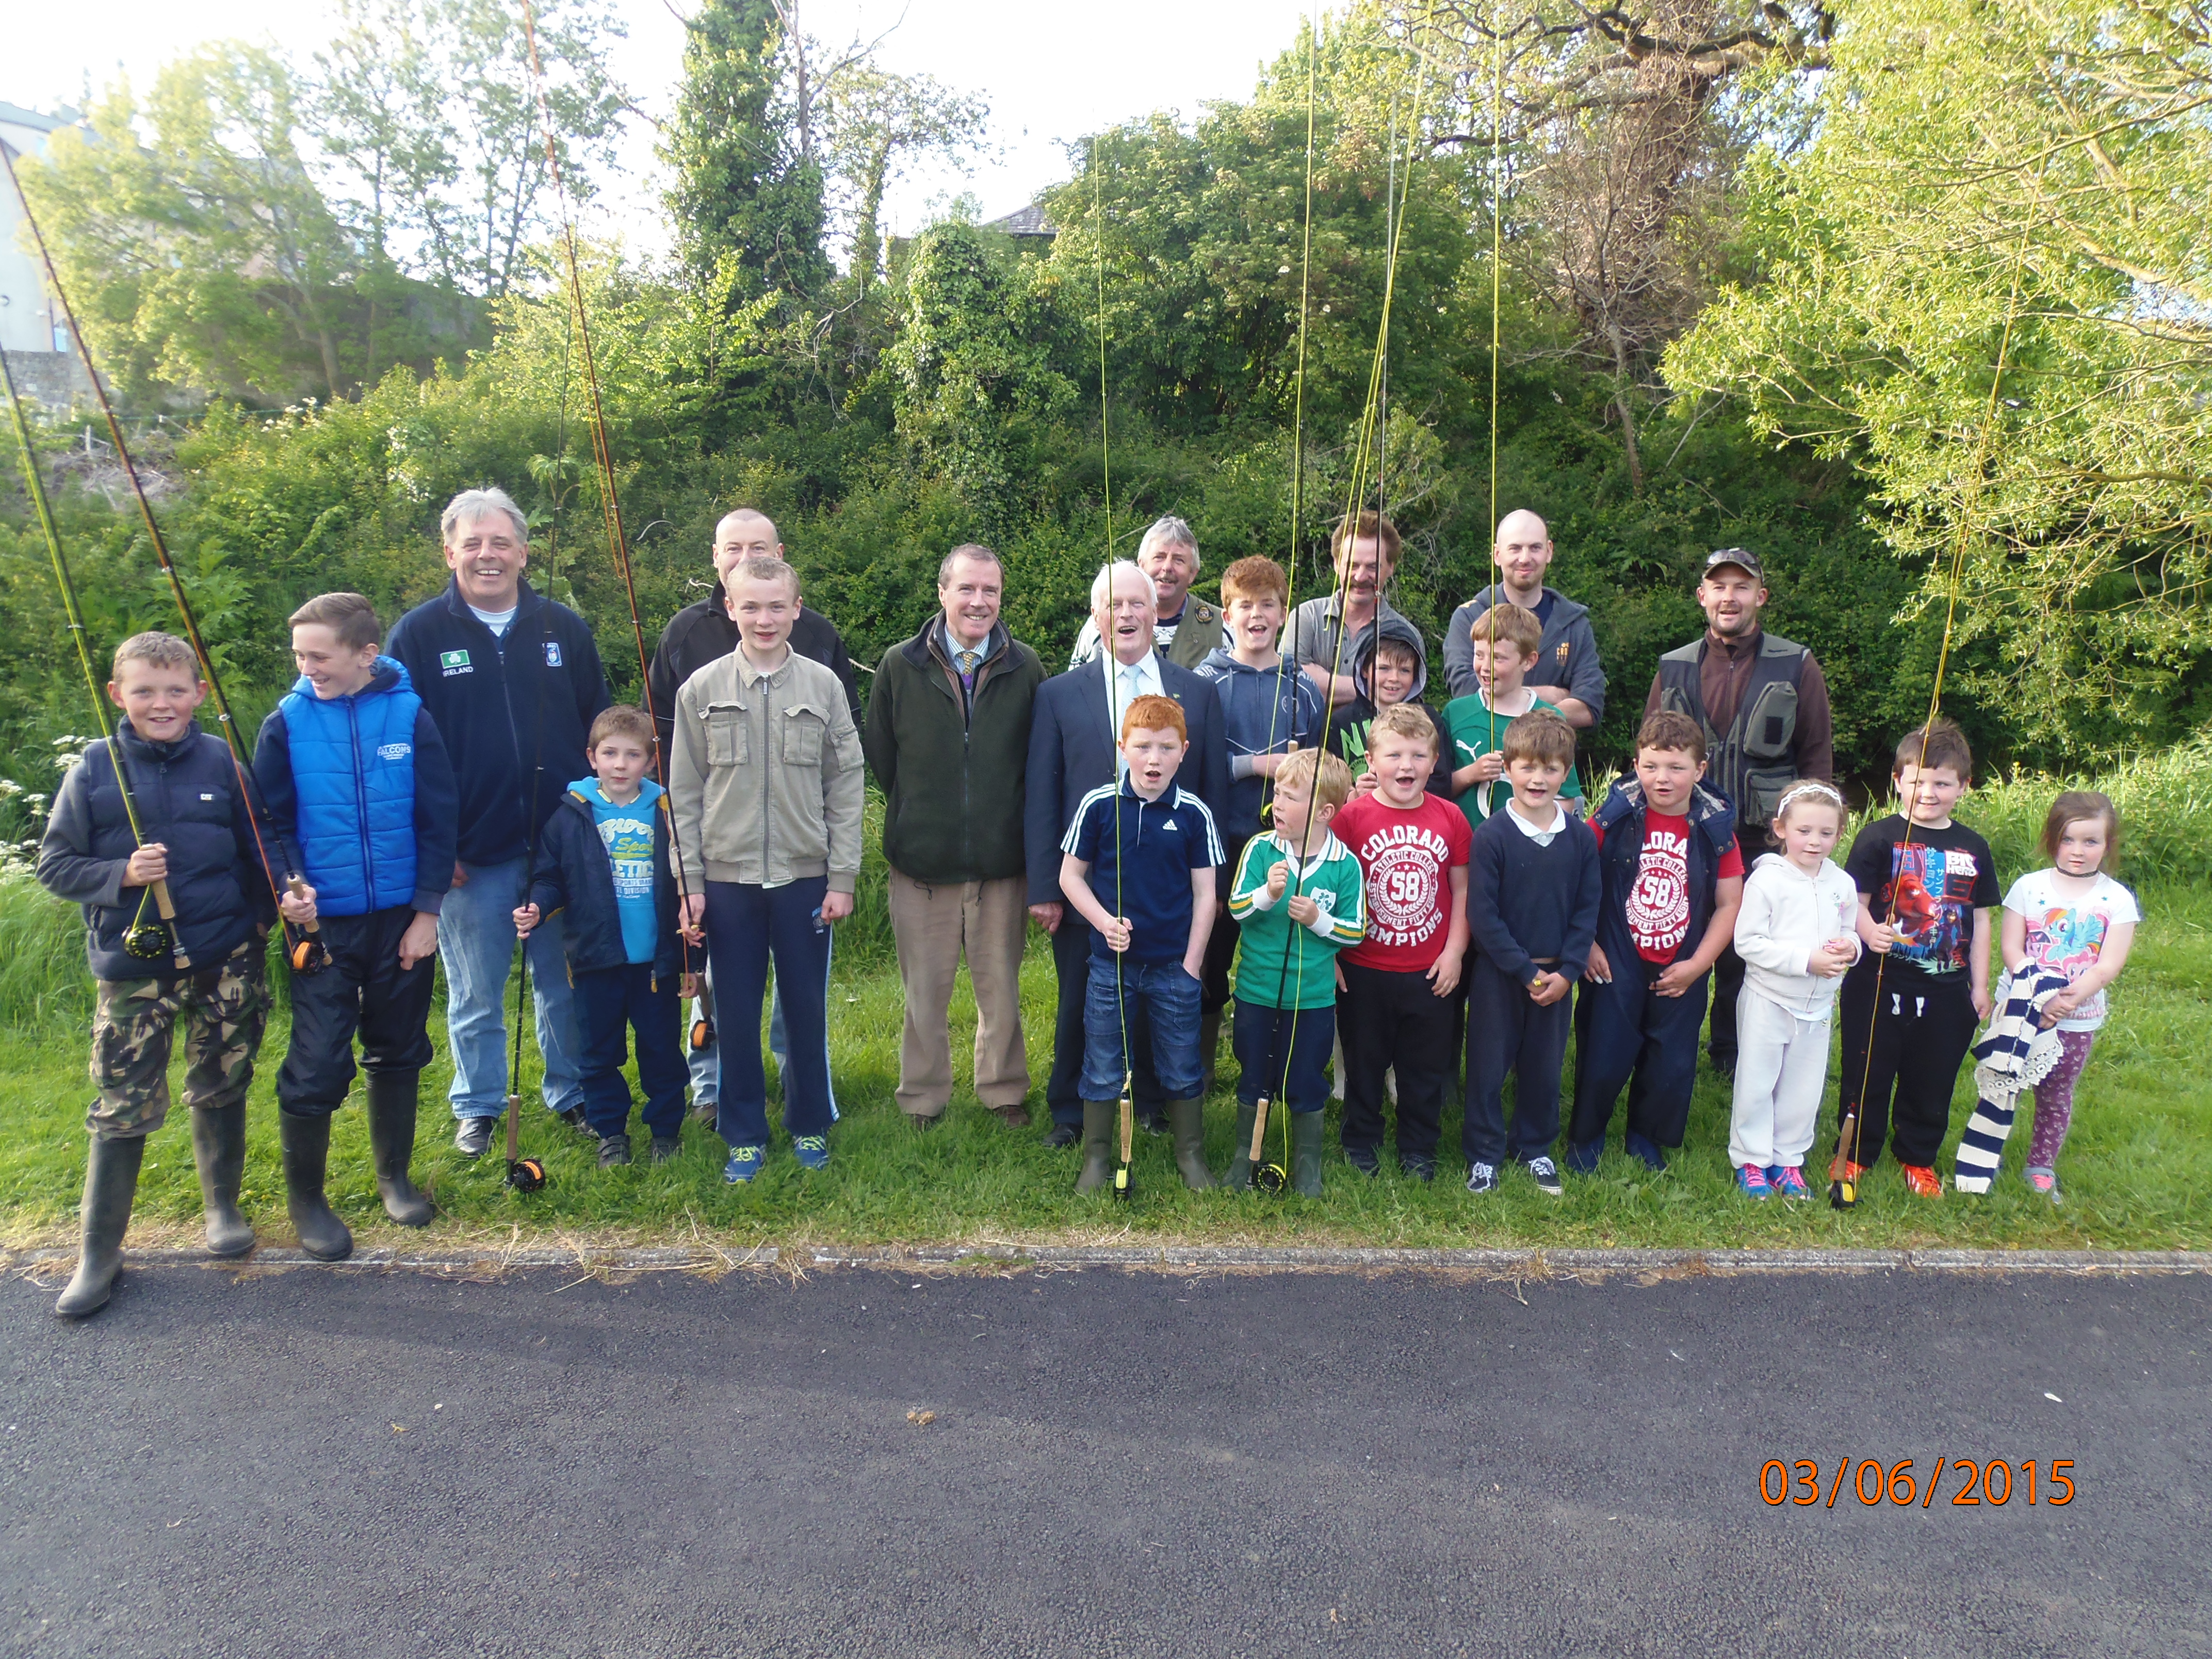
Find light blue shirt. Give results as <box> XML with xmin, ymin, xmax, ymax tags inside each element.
<box><xmin>1105</xmin><ymin>650</ymin><xmax>1163</xmax><ymax>775</ymax></box>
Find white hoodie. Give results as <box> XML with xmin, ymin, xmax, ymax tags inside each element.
<box><xmin>1733</xmin><ymin>853</ymin><xmax>1863</xmax><ymax>1019</ymax></box>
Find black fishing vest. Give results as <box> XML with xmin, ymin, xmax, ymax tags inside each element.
<box><xmin>1655</xmin><ymin>631</ymin><xmax>1810</xmax><ymax>828</ymax></box>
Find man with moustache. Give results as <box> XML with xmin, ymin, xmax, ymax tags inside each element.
<box><xmin>1644</xmin><ymin>547</ymin><xmax>1835</xmax><ymax>1076</ymax></box>
<box><xmin>1287</xmin><ymin>512</ymin><xmax>1413</xmax><ymax>707</ymax></box>
<box><xmin>863</xmin><ymin>545</ymin><xmax>1047</xmax><ymax>1130</ymax></box>
<box><xmin>1443</xmin><ymin>509</ymin><xmax>1606</xmax><ymax>729</ymax></box>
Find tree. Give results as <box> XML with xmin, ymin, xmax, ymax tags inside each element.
<box><xmin>820</xmin><ymin>66</ymin><xmax>989</xmax><ymax>302</ymax></box>
<box><xmin>1666</xmin><ymin>0</ymin><xmax>2212</xmax><ymax>754</ymax></box>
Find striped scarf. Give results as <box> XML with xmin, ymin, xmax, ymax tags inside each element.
<box><xmin>1953</xmin><ymin>969</ymin><xmax>2069</xmax><ymax>1194</ymax></box>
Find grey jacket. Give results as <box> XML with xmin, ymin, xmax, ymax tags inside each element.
<box><xmin>1443</xmin><ymin>583</ymin><xmax>1606</xmax><ymax>722</ymax></box>
<box><xmin>670</xmin><ymin>648</ymin><xmax>866</xmax><ymax>893</ymax></box>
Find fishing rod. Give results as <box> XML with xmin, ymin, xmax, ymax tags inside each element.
<box><xmin>2</xmin><ymin>146</ymin><xmax>328</xmax><ymax>978</ymax></box>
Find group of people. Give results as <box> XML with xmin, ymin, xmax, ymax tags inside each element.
<box><xmin>37</xmin><ymin>490</ymin><xmax>2139</xmax><ymax>1318</ymax></box>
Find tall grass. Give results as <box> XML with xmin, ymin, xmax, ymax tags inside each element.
<box><xmin>1966</xmin><ymin>735</ymin><xmax>2212</xmax><ymax>888</ymax></box>
<box><xmin>0</xmin><ymin>873</ymin><xmax>92</xmax><ymax>1034</ymax></box>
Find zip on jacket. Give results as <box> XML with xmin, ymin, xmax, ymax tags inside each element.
<box><xmin>1733</xmin><ymin>852</ymin><xmax>1861</xmax><ymax>1019</ymax></box>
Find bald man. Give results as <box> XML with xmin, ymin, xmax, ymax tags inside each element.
<box><xmin>1442</xmin><ymin>510</ymin><xmax>1606</xmax><ymax>729</ymax></box>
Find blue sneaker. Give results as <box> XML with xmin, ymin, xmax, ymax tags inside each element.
<box><xmin>792</xmin><ymin>1135</ymin><xmax>830</xmax><ymax>1171</ymax></box>
<box><xmin>722</xmin><ymin>1144</ymin><xmax>766</xmax><ymax>1184</ymax></box>
<box><xmin>1768</xmin><ymin>1164</ymin><xmax>1812</xmax><ymax>1200</ymax></box>
<box><xmin>1735</xmin><ymin>1163</ymin><xmax>1774</xmax><ymax>1200</ymax></box>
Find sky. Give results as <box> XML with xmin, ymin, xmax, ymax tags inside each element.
<box><xmin>9</xmin><ymin>0</ymin><xmax>1316</xmax><ymax>258</ymax></box>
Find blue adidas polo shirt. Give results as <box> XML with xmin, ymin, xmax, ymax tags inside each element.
<box><xmin>1062</xmin><ymin>781</ymin><xmax>1224</xmax><ymax>966</ymax></box>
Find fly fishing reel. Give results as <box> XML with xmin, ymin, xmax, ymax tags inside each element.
<box><xmin>287</xmin><ymin>931</ymin><xmax>332</xmax><ymax>975</ymax></box>
<box><xmin>1251</xmin><ymin>1158</ymin><xmax>1288</xmax><ymax>1195</ymax></box>
<box><xmin>123</xmin><ymin>919</ymin><xmax>174</xmax><ymax>960</ymax></box>
<box><xmin>690</xmin><ymin>1011</ymin><xmax>715</xmax><ymax>1052</ymax></box>
<box><xmin>506</xmin><ymin>1155</ymin><xmax>548</xmax><ymax>1193</ymax></box>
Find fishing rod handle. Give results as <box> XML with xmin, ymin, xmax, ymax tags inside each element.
<box><xmin>150</xmin><ymin>879</ymin><xmax>178</xmax><ymax>922</ymax></box>
<box><xmin>284</xmin><ymin>875</ymin><xmax>324</xmax><ymax>935</ymax></box>
<box><xmin>1249</xmin><ymin>1096</ymin><xmax>1272</xmax><ymax>1162</ymax></box>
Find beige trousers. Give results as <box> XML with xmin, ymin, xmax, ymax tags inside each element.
<box><xmin>887</xmin><ymin>869</ymin><xmax>1031</xmax><ymax>1117</ymax></box>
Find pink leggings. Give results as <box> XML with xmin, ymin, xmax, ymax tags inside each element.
<box><xmin>2027</xmin><ymin>1030</ymin><xmax>2096</xmax><ymax>1169</ymax></box>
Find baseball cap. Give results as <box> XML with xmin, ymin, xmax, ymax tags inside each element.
<box><xmin>1702</xmin><ymin>547</ymin><xmax>1764</xmax><ymax>582</ymax></box>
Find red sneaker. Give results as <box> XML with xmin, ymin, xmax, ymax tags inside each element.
<box><xmin>1900</xmin><ymin>1163</ymin><xmax>1944</xmax><ymax>1198</ymax></box>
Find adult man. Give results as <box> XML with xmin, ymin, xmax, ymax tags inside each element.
<box><xmin>1287</xmin><ymin>511</ymin><xmax>1412</xmax><ymax>706</ymax></box>
<box><xmin>386</xmin><ymin>486</ymin><xmax>610</xmax><ymax>1155</ymax></box>
<box><xmin>647</xmin><ymin>508</ymin><xmax>862</xmax><ymax>1124</ymax></box>
<box><xmin>1025</xmin><ymin>561</ymin><xmax>1231</xmax><ymax>1146</ymax></box>
<box><xmin>863</xmin><ymin>545</ymin><xmax>1046</xmax><ymax>1129</ymax></box>
<box><xmin>1066</xmin><ymin>516</ymin><xmax>1225</xmax><ymax>671</ymax></box>
<box><xmin>1644</xmin><ymin>546</ymin><xmax>1835</xmax><ymax>1075</ymax></box>
<box><xmin>1442</xmin><ymin>509</ymin><xmax>1607</xmax><ymax>728</ymax></box>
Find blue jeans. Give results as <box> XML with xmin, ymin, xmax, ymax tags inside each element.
<box><xmin>575</xmin><ymin>962</ymin><xmax>688</xmax><ymax>1140</ymax></box>
<box><xmin>705</xmin><ymin>879</ymin><xmax>837</xmax><ymax>1149</ymax></box>
<box><xmin>1081</xmin><ymin>956</ymin><xmax>1203</xmax><ymax>1101</ymax></box>
<box><xmin>438</xmin><ymin>854</ymin><xmax>583</xmax><ymax>1120</ymax></box>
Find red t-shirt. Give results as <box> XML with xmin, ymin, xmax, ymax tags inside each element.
<box><xmin>1334</xmin><ymin>791</ymin><xmax>1472</xmax><ymax>972</ymax></box>
<box><xmin>1591</xmin><ymin>811</ymin><xmax>1745</xmax><ymax>964</ymax></box>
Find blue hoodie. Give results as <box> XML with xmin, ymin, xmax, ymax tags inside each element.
<box><xmin>1192</xmin><ymin>647</ymin><xmax>1327</xmax><ymax>841</ymax></box>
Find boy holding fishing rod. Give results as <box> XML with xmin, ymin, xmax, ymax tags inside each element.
<box><xmin>38</xmin><ymin>632</ymin><xmax>284</xmax><ymax>1316</ymax></box>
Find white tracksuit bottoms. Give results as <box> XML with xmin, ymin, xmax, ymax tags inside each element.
<box><xmin>1728</xmin><ymin>987</ymin><xmax>1832</xmax><ymax>1169</ymax></box>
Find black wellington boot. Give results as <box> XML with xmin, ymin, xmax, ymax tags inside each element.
<box><xmin>190</xmin><ymin>1100</ymin><xmax>256</xmax><ymax>1258</ymax></box>
<box><xmin>1074</xmin><ymin>1100</ymin><xmax>1117</xmax><ymax>1194</ymax></box>
<box><xmin>280</xmin><ymin>1110</ymin><xmax>353</xmax><ymax>1261</ymax></box>
<box><xmin>1290</xmin><ymin>1109</ymin><xmax>1325</xmax><ymax>1198</ymax></box>
<box><xmin>1167</xmin><ymin>1098</ymin><xmax>1214</xmax><ymax>1191</ymax></box>
<box><xmin>364</xmin><ymin>1071</ymin><xmax>434</xmax><ymax>1227</ymax></box>
<box><xmin>1225</xmin><ymin>1099</ymin><xmax>1258</xmax><ymax>1190</ymax></box>
<box><xmin>56</xmin><ymin>1134</ymin><xmax>146</xmax><ymax>1319</ymax></box>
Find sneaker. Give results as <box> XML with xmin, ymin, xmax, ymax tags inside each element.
<box><xmin>649</xmin><ymin>1136</ymin><xmax>682</xmax><ymax>1165</ymax></box>
<box><xmin>1563</xmin><ymin>1137</ymin><xmax>1603</xmax><ymax>1176</ymax></box>
<box><xmin>1735</xmin><ymin>1163</ymin><xmax>1774</xmax><ymax>1200</ymax></box>
<box><xmin>1465</xmin><ymin>1161</ymin><xmax>1499</xmax><ymax>1195</ymax></box>
<box><xmin>1900</xmin><ymin>1163</ymin><xmax>1944</xmax><ymax>1199</ymax></box>
<box><xmin>454</xmin><ymin>1115</ymin><xmax>496</xmax><ymax>1158</ymax></box>
<box><xmin>1345</xmin><ymin>1144</ymin><xmax>1381</xmax><ymax>1177</ymax></box>
<box><xmin>2026</xmin><ymin>1165</ymin><xmax>2061</xmax><ymax>1203</ymax></box>
<box><xmin>1769</xmin><ymin>1165</ymin><xmax>1812</xmax><ymax>1200</ymax></box>
<box><xmin>597</xmin><ymin>1132</ymin><xmax>632</xmax><ymax>1168</ymax></box>
<box><xmin>690</xmin><ymin>1098</ymin><xmax>718</xmax><ymax>1126</ymax></box>
<box><xmin>1624</xmin><ymin>1132</ymin><xmax>1667</xmax><ymax>1173</ymax></box>
<box><xmin>1043</xmin><ymin>1123</ymin><xmax>1080</xmax><ymax>1150</ymax></box>
<box><xmin>722</xmin><ymin>1144</ymin><xmax>766</xmax><ymax>1184</ymax></box>
<box><xmin>556</xmin><ymin>1105</ymin><xmax>594</xmax><ymax>1136</ymax></box>
<box><xmin>792</xmin><ymin>1135</ymin><xmax>831</xmax><ymax>1171</ymax></box>
<box><xmin>1525</xmin><ymin>1156</ymin><xmax>1564</xmax><ymax>1196</ymax></box>
<box><xmin>1398</xmin><ymin>1156</ymin><xmax>1436</xmax><ymax>1183</ymax></box>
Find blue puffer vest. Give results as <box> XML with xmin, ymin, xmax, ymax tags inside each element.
<box><xmin>277</xmin><ymin>656</ymin><xmax>421</xmax><ymax>917</ymax></box>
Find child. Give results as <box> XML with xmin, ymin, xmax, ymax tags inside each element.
<box><xmin>1195</xmin><ymin>555</ymin><xmax>1328</xmax><ymax>1086</ymax></box>
<box><xmin>1463</xmin><ymin>711</ymin><xmax>1601</xmax><ymax>1195</ymax></box>
<box><xmin>1223</xmin><ymin>747</ymin><xmax>1366</xmax><ymax>1195</ymax></box>
<box><xmin>1326</xmin><ymin>616</ymin><xmax>1453</xmax><ymax>799</ymax></box>
<box><xmin>1832</xmin><ymin>718</ymin><xmax>1998</xmax><ymax>1197</ymax></box>
<box><xmin>1331</xmin><ymin>702</ymin><xmax>1470</xmax><ymax>1180</ymax></box>
<box><xmin>1566</xmin><ymin>711</ymin><xmax>1746</xmax><ymax>1174</ymax></box>
<box><xmin>670</xmin><ymin>555</ymin><xmax>865</xmax><ymax>1185</ymax></box>
<box><xmin>1996</xmin><ymin>791</ymin><xmax>2137</xmax><ymax>1200</ymax></box>
<box><xmin>36</xmin><ymin>631</ymin><xmax>279</xmax><ymax>1316</ymax></box>
<box><xmin>254</xmin><ymin>594</ymin><xmax>457</xmax><ymax>1262</ymax></box>
<box><xmin>1059</xmin><ymin>693</ymin><xmax>1224</xmax><ymax>1192</ymax></box>
<box><xmin>515</xmin><ymin>706</ymin><xmax>700</xmax><ymax>1168</ymax></box>
<box><xmin>1444</xmin><ymin>602</ymin><xmax>1584</xmax><ymax>825</ymax></box>
<box><xmin>1727</xmin><ymin>781</ymin><xmax>1860</xmax><ymax>1198</ymax></box>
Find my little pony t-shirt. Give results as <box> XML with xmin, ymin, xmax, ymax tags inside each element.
<box><xmin>2003</xmin><ymin>869</ymin><xmax>2139</xmax><ymax>1031</ymax></box>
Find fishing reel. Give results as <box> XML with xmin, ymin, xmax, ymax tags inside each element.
<box><xmin>287</xmin><ymin>931</ymin><xmax>332</xmax><ymax>975</ymax></box>
<box><xmin>506</xmin><ymin>1156</ymin><xmax>549</xmax><ymax>1193</ymax></box>
<box><xmin>1829</xmin><ymin>1112</ymin><xmax>1860</xmax><ymax>1211</ymax></box>
<box><xmin>123</xmin><ymin>919</ymin><xmax>174</xmax><ymax>961</ymax></box>
<box><xmin>1113</xmin><ymin>1084</ymin><xmax>1135</xmax><ymax>1202</ymax></box>
<box><xmin>690</xmin><ymin>1012</ymin><xmax>715</xmax><ymax>1052</ymax></box>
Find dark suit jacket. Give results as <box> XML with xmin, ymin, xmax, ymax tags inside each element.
<box><xmin>1023</xmin><ymin>656</ymin><xmax>1232</xmax><ymax>906</ymax></box>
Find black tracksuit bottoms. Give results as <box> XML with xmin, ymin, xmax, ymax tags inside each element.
<box><xmin>278</xmin><ymin>905</ymin><xmax>436</xmax><ymax>1114</ymax></box>
<box><xmin>1835</xmin><ymin>966</ymin><xmax>1978</xmax><ymax>1168</ymax></box>
<box><xmin>1462</xmin><ymin>958</ymin><xmax>1571</xmax><ymax>1167</ymax></box>
<box><xmin>1568</xmin><ymin>956</ymin><xmax>1711</xmax><ymax>1151</ymax></box>
<box><xmin>1338</xmin><ymin>960</ymin><xmax>1456</xmax><ymax>1162</ymax></box>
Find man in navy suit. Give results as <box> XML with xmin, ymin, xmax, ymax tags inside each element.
<box><xmin>1026</xmin><ymin>561</ymin><xmax>1232</xmax><ymax>1146</ymax></box>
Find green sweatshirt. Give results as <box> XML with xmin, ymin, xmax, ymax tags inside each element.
<box><xmin>1228</xmin><ymin>832</ymin><xmax>1368</xmax><ymax>1010</ymax></box>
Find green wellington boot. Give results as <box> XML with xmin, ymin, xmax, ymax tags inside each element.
<box><xmin>364</xmin><ymin>1070</ymin><xmax>435</xmax><ymax>1227</ymax></box>
<box><xmin>1290</xmin><ymin>1109</ymin><xmax>1325</xmax><ymax>1198</ymax></box>
<box><xmin>190</xmin><ymin>1099</ymin><xmax>256</xmax><ymax>1258</ymax></box>
<box><xmin>55</xmin><ymin>1134</ymin><xmax>147</xmax><ymax>1319</ymax></box>
<box><xmin>1225</xmin><ymin>1099</ymin><xmax>1259</xmax><ymax>1189</ymax></box>
<box><xmin>1075</xmin><ymin>1099</ymin><xmax>1117</xmax><ymax>1194</ymax></box>
<box><xmin>279</xmin><ymin>1109</ymin><xmax>354</xmax><ymax>1261</ymax></box>
<box><xmin>1167</xmin><ymin>1097</ymin><xmax>1214</xmax><ymax>1191</ymax></box>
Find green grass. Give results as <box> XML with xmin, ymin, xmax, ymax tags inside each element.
<box><xmin>3</xmin><ymin>873</ymin><xmax>2206</xmax><ymax>1255</ymax></box>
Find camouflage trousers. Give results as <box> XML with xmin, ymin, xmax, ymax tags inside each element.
<box><xmin>88</xmin><ymin>939</ymin><xmax>270</xmax><ymax>1140</ymax></box>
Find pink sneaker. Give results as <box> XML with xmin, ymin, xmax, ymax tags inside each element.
<box><xmin>1769</xmin><ymin>1165</ymin><xmax>1812</xmax><ymax>1200</ymax></box>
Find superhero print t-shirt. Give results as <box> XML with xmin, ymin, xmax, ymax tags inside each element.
<box><xmin>1590</xmin><ymin>811</ymin><xmax>1745</xmax><ymax>964</ymax></box>
<box><xmin>1843</xmin><ymin>815</ymin><xmax>2000</xmax><ymax>978</ymax></box>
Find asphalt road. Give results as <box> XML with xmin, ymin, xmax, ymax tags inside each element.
<box><xmin>2</xmin><ymin>1260</ymin><xmax>2206</xmax><ymax>1658</ymax></box>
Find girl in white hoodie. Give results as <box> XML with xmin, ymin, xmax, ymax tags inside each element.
<box><xmin>1729</xmin><ymin>782</ymin><xmax>1862</xmax><ymax>1198</ymax></box>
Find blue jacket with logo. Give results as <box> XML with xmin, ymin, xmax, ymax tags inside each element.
<box><xmin>385</xmin><ymin>578</ymin><xmax>611</xmax><ymax>868</ymax></box>
<box><xmin>252</xmin><ymin>657</ymin><xmax>458</xmax><ymax>918</ymax></box>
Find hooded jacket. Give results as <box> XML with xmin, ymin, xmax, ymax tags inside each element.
<box><xmin>1443</xmin><ymin>583</ymin><xmax>1607</xmax><ymax>722</ymax></box>
<box><xmin>1323</xmin><ymin>613</ymin><xmax>1453</xmax><ymax>795</ymax></box>
<box><xmin>1734</xmin><ymin>851</ymin><xmax>1862</xmax><ymax>1018</ymax></box>
<box><xmin>1193</xmin><ymin>646</ymin><xmax>1328</xmax><ymax>841</ymax></box>
<box><xmin>37</xmin><ymin>719</ymin><xmax>273</xmax><ymax>981</ymax></box>
<box><xmin>384</xmin><ymin>578</ymin><xmax>610</xmax><ymax>868</ymax></box>
<box><xmin>863</xmin><ymin>617</ymin><xmax>1044</xmax><ymax>885</ymax></box>
<box><xmin>527</xmin><ymin>778</ymin><xmax>685</xmax><ymax>987</ymax></box>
